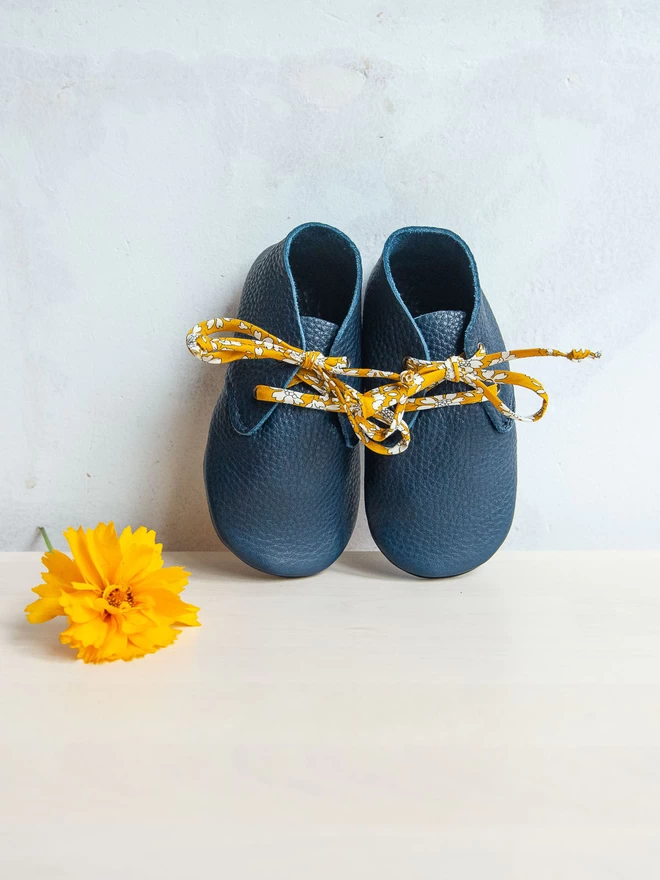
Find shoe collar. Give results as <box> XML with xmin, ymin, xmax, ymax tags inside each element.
<box><xmin>227</xmin><ymin>222</ymin><xmax>362</xmax><ymax>439</ymax></box>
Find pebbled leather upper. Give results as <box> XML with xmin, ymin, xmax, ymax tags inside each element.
<box><xmin>363</xmin><ymin>227</ymin><xmax>517</xmax><ymax>578</ymax></box>
<box><xmin>204</xmin><ymin>223</ymin><xmax>362</xmax><ymax>576</ymax></box>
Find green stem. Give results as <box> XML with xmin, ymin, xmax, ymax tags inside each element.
<box><xmin>38</xmin><ymin>527</ymin><xmax>54</xmax><ymax>553</ymax></box>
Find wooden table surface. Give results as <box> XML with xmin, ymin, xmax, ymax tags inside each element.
<box><xmin>1</xmin><ymin>550</ymin><xmax>659</xmax><ymax>878</ymax></box>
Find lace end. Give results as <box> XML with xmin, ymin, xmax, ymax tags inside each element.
<box><xmin>568</xmin><ymin>348</ymin><xmax>601</xmax><ymax>361</ymax></box>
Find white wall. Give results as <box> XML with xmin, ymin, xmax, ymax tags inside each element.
<box><xmin>1</xmin><ymin>0</ymin><xmax>658</xmax><ymax>552</ymax></box>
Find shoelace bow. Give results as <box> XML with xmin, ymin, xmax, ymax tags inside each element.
<box><xmin>187</xmin><ymin>318</ymin><xmax>600</xmax><ymax>455</ymax></box>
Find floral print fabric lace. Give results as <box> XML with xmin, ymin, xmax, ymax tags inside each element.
<box><xmin>187</xmin><ymin>318</ymin><xmax>600</xmax><ymax>456</ymax></box>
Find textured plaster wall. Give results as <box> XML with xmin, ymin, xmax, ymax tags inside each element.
<box><xmin>1</xmin><ymin>0</ymin><xmax>658</xmax><ymax>551</ymax></box>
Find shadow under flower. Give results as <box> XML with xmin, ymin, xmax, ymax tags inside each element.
<box><xmin>9</xmin><ymin>615</ymin><xmax>73</xmax><ymax>663</ymax></box>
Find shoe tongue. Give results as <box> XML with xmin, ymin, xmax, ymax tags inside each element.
<box><xmin>415</xmin><ymin>310</ymin><xmax>468</xmax><ymax>360</ymax></box>
<box><xmin>300</xmin><ymin>315</ymin><xmax>339</xmax><ymax>355</ymax></box>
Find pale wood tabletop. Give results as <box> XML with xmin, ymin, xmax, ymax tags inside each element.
<box><xmin>1</xmin><ymin>550</ymin><xmax>659</xmax><ymax>879</ymax></box>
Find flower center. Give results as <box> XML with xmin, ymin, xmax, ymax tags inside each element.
<box><xmin>103</xmin><ymin>585</ymin><xmax>135</xmax><ymax>608</ymax></box>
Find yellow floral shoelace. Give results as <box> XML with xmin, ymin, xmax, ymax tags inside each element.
<box><xmin>186</xmin><ymin>318</ymin><xmax>600</xmax><ymax>455</ymax></box>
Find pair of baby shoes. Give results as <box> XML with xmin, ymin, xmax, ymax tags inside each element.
<box><xmin>187</xmin><ymin>223</ymin><xmax>598</xmax><ymax>577</ymax></box>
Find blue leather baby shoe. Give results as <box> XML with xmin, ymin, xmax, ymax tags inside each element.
<box><xmin>362</xmin><ymin>227</ymin><xmax>518</xmax><ymax>578</ymax></box>
<box><xmin>189</xmin><ymin>223</ymin><xmax>362</xmax><ymax>577</ymax></box>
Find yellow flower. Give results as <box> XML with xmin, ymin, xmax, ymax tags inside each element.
<box><xmin>25</xmin><ymin>522</ymin><xmax>200</xmax><ymax>663</ymax></box>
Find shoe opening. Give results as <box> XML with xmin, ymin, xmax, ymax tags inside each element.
<box><xmin>387</xmin><ymin>229</ymin><xmax>478</xmax><ymax>319</ymax></box>
<box><xmin>288</xmin><ymin>225</ymin><xmax>359</xmax><ymax>326</ymax></box>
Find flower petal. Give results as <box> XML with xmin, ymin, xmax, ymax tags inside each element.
<box><xmin>129</xmin><ymin>625</ymin><xmax>178</xmax><ymax>652</ymax></box>
<box><xmin>61</xmin><ymin>623</ymin><xmax>146</xmax><ymax>663</ymax></box>
<box><xmin>64</xmin><ymin>527</ymin><xmax>104</xmax><ymax>588</ymax></box>
<box><xmin>119</xmin><ymin>609</ymin><xmax>154</xmax><ymax>635</ymax></box>
<box><xmin>131</xmin><ymin>565</ymin><xmax>189</xmax><ymax>593</ymax></box>
<box><xmin>117</xmin><ymin>641</ymin><xmax>150</xmax><ymax>661</ymax></box>
<box><xmin>177</xmin><ymin>606</ymin><xmax>201</xmax><ymax>627</ymax></box>
<box><xmin>31</xmin><ymin>583</ymin><xmax>62</xmax><ymax>598</ymax></box>
<box><xmin>85</xmin><ymin>522</ymin><xmax>122</xmax><ymax>587</ymax></box>
<box><xmin>100</xmin><ymin>616</ymin><xmax>129</xmax><ymax>658</ymax></box>
<box><xmin>70</xmin><ymin>581</ymin><xmax>101</xmax><ymax>591</ymax></box>
<box><xmin>25</xmin><ymin>596</ymin><xmax>63</xmax><ymax>623</ymax></box>
<box><xmin>42</xmin><ymin>549</ymin><xmax>84</xmax><ymax>588</ymax></box>
<box><xmin>61</xmin><ymin>618</ymin><xmax>108</xmax><ymax>649</ymax></box>
<box><xmin>136</xmin><ymin>587</ymin><xmax>192</xmax><ymax>620</ymax></box>
<box><xmin>59</xmin><ymin>592</ymin><xmax>101</xmax><ymax>623</ymax></box>
<box><xmin>118</xmin><ymin>526</ymin><xmax>163</xmax><ymax>583</ymax></box>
